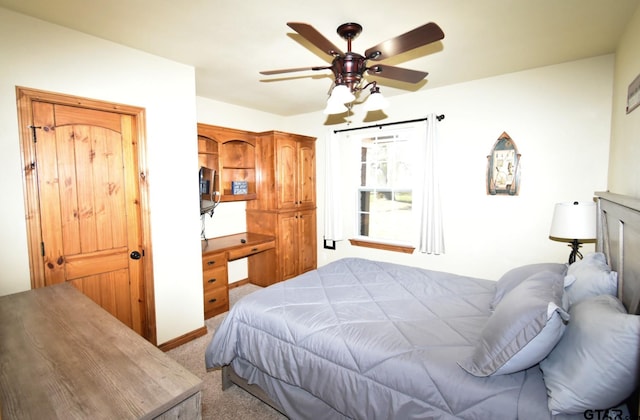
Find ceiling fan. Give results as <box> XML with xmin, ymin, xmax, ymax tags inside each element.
<box><xmin>261</xmin><ymin>21</ymin><xmax>445</xmax><ymax>114</ymax></box>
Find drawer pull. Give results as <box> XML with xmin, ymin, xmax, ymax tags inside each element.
<box><xmin>207</xmin><ymin>260</ymin><xmax>216</xmax><ymax>266</ymax></box>
<box><xmin>251</xmin><ymin>247</ymin><xmax>258</xmax><ymax>252</ymax></box>
<box><xmin>208</xmin><ymin>298</ymin><xmax>217</xmax><ymax>304</ymax></box>
<box><xmin>207</xmin><ymin>278</ymin><xmax>217</xmax><ymax>284</ymax></box>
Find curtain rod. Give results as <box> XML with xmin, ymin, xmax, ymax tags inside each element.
<box><xmin>333</xmin><ymin>115</ymin><xmax>445</xmax><ymax>134</ymax></box>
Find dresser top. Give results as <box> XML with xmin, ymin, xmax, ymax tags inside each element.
<box><xmin>0</xmin><ymin>283</ymin><xmax>202</xmax><ymax>419</ymax></box>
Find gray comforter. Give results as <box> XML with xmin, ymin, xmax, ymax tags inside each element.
<box><xmin>205</xmin><ymin>258</ymin><xmax>553</xmax><ymax>419</ymax></box>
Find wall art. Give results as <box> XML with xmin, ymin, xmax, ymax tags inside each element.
<box><xmin>486</xmin><ymin>132</ymin><xmax>521</xmax><ymax>195</ymax></box>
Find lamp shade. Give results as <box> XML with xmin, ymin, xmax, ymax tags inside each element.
<box><xmin>329</xmin><ymin>84</ymin><xmax>355</xmax><ymax>104</ymax></box>
<box><xmin>549</xmin><ymin>201</ymin><xmax>596</xmax><ymax>240</ymax></box>
<box><xmin>363</xmin><ymin>90</ymin><xmax>389</xmax><ymax>112</ymax></box>
<box><xmin>323</xmin><ymin>99</ymin><xmax>348</xmax><ymax>115</ymax></box>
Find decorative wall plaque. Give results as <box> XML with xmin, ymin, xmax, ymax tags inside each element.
<box><xmin>486</xmin><ymin>132</ymin><xmax>521</xmax><ymax>196</ymax></box>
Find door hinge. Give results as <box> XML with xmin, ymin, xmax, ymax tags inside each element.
<box><xmin>40</xmin><ymin>242</ymin><xmax>45</xmax><ymax>256</ymax></box>
<box><xmin>29</xmin><ymin>125</ymin><xmax>42</xmax><ymax>143</ymax></box>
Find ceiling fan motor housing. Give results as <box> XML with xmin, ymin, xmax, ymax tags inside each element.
<box><xmin>332</xmin><ymin>52</ymin><xmax>367</xmax><ymax>91</ymax></box>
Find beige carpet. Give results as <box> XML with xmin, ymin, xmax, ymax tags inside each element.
<box><xmin>166</xmin><ymin>284</ymin><xmax>287</xmax><ymax>420</ymax></box>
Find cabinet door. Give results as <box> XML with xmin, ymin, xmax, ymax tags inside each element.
<box><xmin>297</xmin><ymin>209</ymin><xmax>317</xmax><ymax>274</ymax></box>
<box><xmin>278</xmin><ymin>212</ymin><xmax>299</xmax><ymax>280</ymax></box>
<box><xmin>297</xmin><ymin>140</ymin><xmax>316</xmax><ymax>208</ymax></box>
<box><xmin>276</xmin><ymin>137</ymin><xmax>298</xmax><ymax>210</ymax></box>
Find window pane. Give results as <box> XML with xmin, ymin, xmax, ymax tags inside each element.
<box><xmin>358</xmin><ymin>189</ymin><xmax>412</xmax><ymax>243</ymax></box>
<box><xmin>356</xmin><ymin>130</ymin><xmax>415</xmax><ymax>245</ymax></box>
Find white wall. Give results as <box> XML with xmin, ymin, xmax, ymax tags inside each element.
<box><xmin>285</xmin><ymin>55</ymin><xmax>613</xmax><ymax>280</ymax></box>
<box><xmin>0</xmin><ymin>8</ymin><xmax>203</xmax><ymax>345</ymax></box>
<box><xmin>609</xmin><ymin>4</ymin><xmax>640</xmax><ymax>197</ymax></box>
<box><xmin>0</xmin><ymin>6</ymin><xmax>619</xmax><ymax>345</ymax></box>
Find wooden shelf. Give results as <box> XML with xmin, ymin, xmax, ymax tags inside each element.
<box><xmin>221</xmin><ymin>192</ymin><xmax>257</xmax><ymax>202</ymax></box>
<box><xmin>197</xmin><ymin>124</ymin><xmax>257</xmax><ymax>202</ymax></box>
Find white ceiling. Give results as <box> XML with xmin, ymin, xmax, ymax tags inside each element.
<box><xmin>2</xmin><ymin>0</ymin><xmax>638</xmax><ymax>116</ymax></box>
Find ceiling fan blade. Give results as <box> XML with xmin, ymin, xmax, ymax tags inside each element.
<box><xmin>367</xmin><ymin>65</ymin><xmax>428</xmax><ymax>84</ymax></box>
<box><xmin>364</xmin><ymin>22</ymin><xmax>444</xmax><ymax>61</ymax></box>
<box><xmin>260</xmin><ymin>66</ymin><xmax>331</xmax><ymax>76</ymax></box>
<box><xmin>287</xmin><ymin>22</ymin><xmax>344</xmax><ymax>57</ymax></box>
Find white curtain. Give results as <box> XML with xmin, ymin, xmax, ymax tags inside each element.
<box><xmin>417</xmin><ymin>114</ymin><xmax>445</xmax><ymax>254</ymax></box>
<box><xmin>323</xmin><ymin>130</ymin><xmax>344</xmax><ymax>241</ymax></box>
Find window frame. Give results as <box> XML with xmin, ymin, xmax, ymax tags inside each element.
<box><xmin>349</xmin><ymin>126</ymin><xmax>420</xmax><ymax>252</ymax></box>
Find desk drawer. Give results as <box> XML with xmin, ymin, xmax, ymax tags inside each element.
<box><xmin>202</xmin><ymin>252</ymin><xmax>226</xmax><ymax>271</ymax></box>
<box><xmin>227</xmin><ymin>240</ymin><xmax>275</xmax><ymax>261</ymax></box>
<box><xmin>203</xmin><ymin>287</ymin><xmax>229</xmax><ymax>316</ymax></box>
<box><xmin>202</xmin><ymin>266</ymin><xmax>228</xmax><ymax>290</ymax></box>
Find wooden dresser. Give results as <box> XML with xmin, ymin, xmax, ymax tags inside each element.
<box><xmin>0</xmin><ymin>283</ymin><xmax>202</xmax><ymax>419</ymax></box>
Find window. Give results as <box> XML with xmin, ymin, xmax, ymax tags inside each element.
<box><xmin>356</xmin><ymin>128</ymin><xmax>416</xmax><ymax>245</ymax></box>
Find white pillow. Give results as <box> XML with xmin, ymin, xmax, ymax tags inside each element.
<box><xmin>459</xmin><ymin>271</ymin><xmax>569</xmax><ymax>376</ymax></box>
<box><xmin>564</xmin><ymin>252</ymin><xmax>617</xmax><ymax>306</ymax></box>
<box><xmin>540</xmin><ymin>294</ymin><xmax>640</xmax><ymax>414</ymax></box>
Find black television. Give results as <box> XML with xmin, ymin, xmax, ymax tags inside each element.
<box><xmin>199</xmin><ymin>166</ymin><xmax>216</xmax><ymax>215</ymax></box>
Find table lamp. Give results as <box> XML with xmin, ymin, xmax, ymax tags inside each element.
<box><xmin>549</xmin><ymin>201</ymin><xmax>596</xmax><ymax>264</ymax></box>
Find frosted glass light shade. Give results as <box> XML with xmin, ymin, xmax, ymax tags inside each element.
<box><xmin>549</xmin><ymin>201</ymin><xmax>596</xmax><ymax>240</ymax></box>
<box><xmin>363</xmin><ymin>91</ymin><xmax>389</xmax><ymax>111</ymax></box>
<box><xmin>323</xmin><ymin>99</ymin><xmax>348</xmax><ymax>115</ymax></box>
<box><xmin>329</xmin><ymin>84</ymin><xmax>355</xmax><ymax>103</ymax></box>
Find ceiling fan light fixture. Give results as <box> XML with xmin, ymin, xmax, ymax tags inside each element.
<box><xmin>323</xmin><ymin>98</ymin><xmax>349</xmax><ymax>115</ymax></box>
<box><xmin>329</xmin><ymin>83</ymin><xmax>356</xmax><ymax>104</ymax></box>
<box><xmin>264</xmin><ymin>21</ymin><xmax>444</xmax><ymax>118</ymax></box>
<box><xmin>363</xmin><ymin>86</ymin><xmax>389</xmax><ymax>112</ymax></box>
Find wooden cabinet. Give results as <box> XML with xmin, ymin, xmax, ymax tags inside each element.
<box><xmin>249</xmin><ymin>131</ymin><xmax>316</xmax><ymax>211</ymax></box>
<box><xmin>247</xmin><ymin>131</ymin><xmax>317</xmax><ymax>285</ymax></box>
<box><xmin>201</xmin><ymin>250</ymin><xmax>229</xmax><ymax>319</ymax></box>
<box><xmin>247</xmin><ymin>208</ymin><xmax>317</xmax><ymax>284</ymax></box>
<box><xmin>197</xmin><ymin>123</ymin><xmax>257</xmax><ymax>202</ymax></box>
<box><xmin>277</xmin><ymin>208</ymin><xmax>317</xmax><ymax>280</ymax></box>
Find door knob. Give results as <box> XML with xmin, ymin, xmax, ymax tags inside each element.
<box><xmin>130</xmin><ymin>250</ymin><xmax>142</xmax><ymax>260</ymax></box>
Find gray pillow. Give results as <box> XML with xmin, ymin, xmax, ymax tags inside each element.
<box><xmin>491</xmin><ymin>263</ymin><xmax>568</xmax><ymax>310</ymax></box>
<box><xmin>460</xmin><ymin>271</ymin><xmax>569</xmax><ymax>376</ymax></box>
<box><xmin>564</xmin><ymin>252</ymin><xmax>617</xmax><ymax>306</ymax></box>
<box><xmin>540</xmin><ymin>294</ymin><xmax>640</xmax><ymax>414</ymax></box>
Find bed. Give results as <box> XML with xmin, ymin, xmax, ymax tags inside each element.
<box><xmin>205</xmin><ymin>191</ymin><xmax>640</xmax><ymax>419</ymax></box>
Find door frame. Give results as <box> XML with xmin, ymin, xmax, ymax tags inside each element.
<box><xmin>15</xmin><ymin>86</ymin><xmax>157</xmax><ymax>345</ymax></box>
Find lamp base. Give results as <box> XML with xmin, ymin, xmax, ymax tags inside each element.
<box><xmin>568</xmin><ymin>239</ymin><xmax>583</xmax><ymax>265</ymax></box>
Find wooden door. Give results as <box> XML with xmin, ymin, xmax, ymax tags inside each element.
<box><xmin>297</xmin><ymin>140</ymin><xmax>316</xmax><ymax>208</ymax></box>
<box><xmin>276</xmin><ymin>136</ymin><xmax>298</xmax><ymax>210</ymax></box>
<box><xmin>298</xmin><ymin>209</ymin><xmax>317</xmax><ymax>274</ymax></box>
<box><xmin>278</xmin><ymin>212</ymin><xmax>299</xmax><ymax>280</ymax></box>
<box><xmin>17</xmin><ymin>88</ymin><xmax>154</xmax><ymax>342</ymax></box>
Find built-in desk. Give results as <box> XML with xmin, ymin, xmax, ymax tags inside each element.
<box><xmin>0</xmin><ymin>283</ymin><xmax>202</xmax><ymax>419</ymax></box>
<box><xmin>201</xmin><ymin>232</ymin><xmax>275</xmax><ymax>319</ymax></box>
<box><xmin>202</xmin><ymin>232</ymin><xmax>275</xmax><ymax>261</ymax></box>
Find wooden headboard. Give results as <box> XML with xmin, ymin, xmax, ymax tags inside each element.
<box><xmin>595</xmin><ymin>191</ymin><xmax>640</xmax><ymax>417</ymax></box>
<box><xmin>596</xmin><ymin>192</ymin><xmax>640</xmax><ymax>315</ymax></box>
